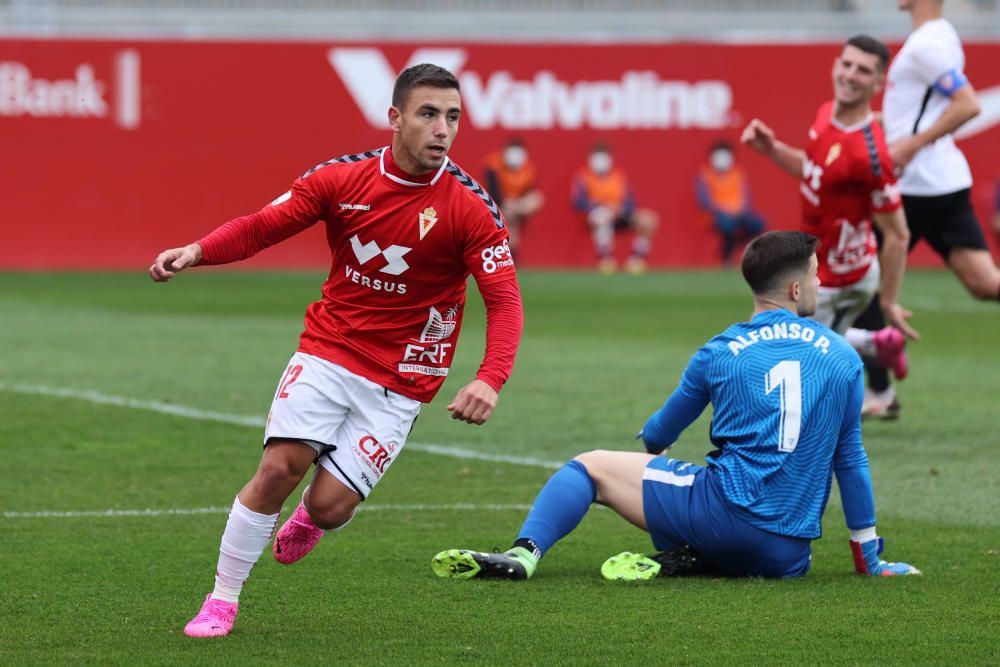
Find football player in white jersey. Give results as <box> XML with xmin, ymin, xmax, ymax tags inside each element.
<box><xmin>860</xmin><ymin>0</ymin><xmax>1000</xmax><ymax>418</ymax></box>
<box><xmin>884</xmin><ymin>0</ymin><xmax>998</xmax><ymax>300</ymax></box>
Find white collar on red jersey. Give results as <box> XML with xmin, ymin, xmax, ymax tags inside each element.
<box><xmin>379</xmin><ymin>146</ymin><xmax>450</xmax><ymax>187</ymax></box>
<box><xmin>829</xmin><ymin>111</ymin><xmax>875</xmax><ymax>133</ymax></box>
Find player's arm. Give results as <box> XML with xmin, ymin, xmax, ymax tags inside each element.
<box><xmin>891</xmin><ymin>71</ymin><xmax>981</xmax><ymax>168</ymax></box>
<box><xmin>871</xmin><ymin>208</ymin><xmax>919</xmax><ymax>339</ymax></box>
<box><xmin>448</xmin><ymin>207</ymin><xmax>524</xmax><ymax>427</ymax></box>
<box><xmin>695</xmin><ymin>175</ymin><xmax>714</xmax><ymax>213</ymax></box>
<box><xmin>639</xmin><ymin>348</ymin><xmax>711</xmax><ymax>454</ymax></box>
<box><xmin>834</xmin><ymin>372</ymin><xmax>921</xmax><ymax>576</ymax></box>
<box><xmin>149</xmin><ymin>176</ymin><xmax>328</xmax><ymax>282</ymax></box>
<box><xmin>740</xmin><ymin>118</ymin><xmax>804</xmax><ymax>178</ymax></box>
<box><xmin>622</xmin><ymin>187</ymin><xmax>636</xmax><ymax>219</ymax></box>
<box><xmin>571</xmin><ymin>175</ymin><xmax>594</xmax><ymax>213</ymax></box>
<box><xmin>447</xmin><ymin>277</ymin><xmax>522</xmax><ymax>425</ymax></box>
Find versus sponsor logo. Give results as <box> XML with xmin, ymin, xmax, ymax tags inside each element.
<box><xmin>343</xmin><ymin>265</ymin><xmax>407</xmax><ymax>294</ymax></box>
<box><xmin>350</xmin><ymin>234</ymin><xmax>411</xmax><ymax>276</ymax></box>
<box><xmin>344</xmin><ymin>233</ymin><xmax>411</xmax><ymax>294</ymax></box>
<box><xmin>329</xmin><ymin>47</ymin><xmax>733</xmax><ymax>131</ymax></box>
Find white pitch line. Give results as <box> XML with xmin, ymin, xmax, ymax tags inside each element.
<box><xmin>0</xmin><ymin>382</ymin><xmax>564</xmax><ymax>470</ymax></box>
<box><xmin>0</xmin><ymin>382</ymin><xmax>265</xmax><ymax>428</ymax></box>
<box><xmin>901</xmin><ymin>295</ymin><xmax>996</xmax><ymax>314</ymax></box>
<box><xmin>2</xmin><ymin>503</ymin><xmax>533</xmax><ymax>520</ymax></box>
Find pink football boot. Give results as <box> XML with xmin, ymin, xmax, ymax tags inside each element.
<box><xmin>184</xmin><ymin>594</ymin><xmax>238</xmax><ymax>638</ymax></box>
<box><xmin>873</xmin><ymin>326</ymin><xmax>908</xmax><ymax>381</ymax></box>
<box><xmin>273</xmin><ymin>502</ymin><xmax>324</xmax><ymax>565</ymax></box>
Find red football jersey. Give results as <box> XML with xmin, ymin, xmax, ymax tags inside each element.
<box><xmin>201</xmin><ymin>147</ymin><xmax>517</xmax><ymax>403</ymax></box>
<box><xmin>801</xmin><ymin>101</ymin><xmax>902</xmax><ymax>288</ymax></box>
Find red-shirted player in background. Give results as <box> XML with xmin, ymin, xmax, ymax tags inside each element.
<box><xmin>149</xmin><ymin>64</ymin><xmax>523</xmax><ymax>638</ymax></box>
<box><xmin>741</xmin><ymin>34</ymin><xmax>918</xmax><ymax>379</ymax></box>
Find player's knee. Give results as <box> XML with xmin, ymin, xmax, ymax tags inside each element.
<box><xmin>637</xmin><ymin>210</ymin><xmax>659</xmax><ymax>234</ymax></box>
<box><xmin>307</xmin><ymin>497</ymin><xmax>359</xmax><ymax>530</ymax></box>
<box><xmin>966</xmin><ymin>275</ymin><xmax>1000</xmax><ymax>300</ymax></box>
<box><xmin>572</xmin><ymin>450</ymin><xmax>612</xmax><ymax>476</ymax></box>
<box><xmin>253</xmin><ymin>458</ymin><xmax>308</xmax><ymax>500</ymax></box>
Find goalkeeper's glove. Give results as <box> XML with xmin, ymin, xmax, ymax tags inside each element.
<box><xmin>850</xmin><ymin>536</ymin><xmax>921</xmax><ymax>576</ymax></box>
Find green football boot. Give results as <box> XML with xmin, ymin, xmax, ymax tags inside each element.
<box><xmin>601</xmin><ymin>545</ymin><xmax>708</xmax><ymax>581</ymax></box>
<box><xmin>601</xmin><ymin>552</ymin><xmax>663</xmax><ymax>581</ymax></box>
<box><xmin>431</xmin><ymin>547</ymin><xmax>537</xmax><ymax>580</ymax></box>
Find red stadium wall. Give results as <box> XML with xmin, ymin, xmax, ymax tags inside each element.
<box><xmin>2</xmin><ymin>37</ymin><xmax>999</xmax><ymax>270</ymax></box>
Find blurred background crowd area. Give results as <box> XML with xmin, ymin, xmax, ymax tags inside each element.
<box><xmin>2</xmin><ymin>1</ymin><xmax>998</xmax><ymax>271</ymax></box>
<box><xmin>3</xmin><ymin>0</ymin><xmax>998</xmax><ymax>39</ymax></box>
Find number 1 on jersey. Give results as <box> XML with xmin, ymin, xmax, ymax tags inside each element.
<box><xmin>765</xmin><ymin>360</ymin><xmax>802</xmax><ymax>452</ymax></box>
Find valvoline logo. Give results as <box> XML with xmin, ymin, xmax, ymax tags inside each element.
<box><xmin>328</xmin><ymin>47</ymin><xmax>733</xmax><ymax>131</ymax></box>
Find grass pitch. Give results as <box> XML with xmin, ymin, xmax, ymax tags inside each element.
<box><xmin>1</xmin><ymin>269</ymin><xmax>998</xmax><ymax>665</ymax></box>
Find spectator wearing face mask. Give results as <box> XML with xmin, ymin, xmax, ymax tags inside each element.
<box><xmin>696</xmin><ymin>140</ymin><xmax>767</xmax><ymax>265</ymax></box>
<box><xmin>484</xmin><ymin>138</ymin><xmax>545</xmax><ymax>261</ymax></box>
<box><xmin>571</xmin><ymin>143</ymin><xmax>659</xmax><ymax>274</ymax></box>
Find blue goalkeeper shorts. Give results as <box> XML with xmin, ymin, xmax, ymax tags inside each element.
<box><xmin>642</xmin><ymin>457</ymin><xmax>811</xmax><ymax>578</ymax></box>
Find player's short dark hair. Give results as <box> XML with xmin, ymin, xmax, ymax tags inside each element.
<box><xmin>392</xmin><ymin>63</ymin><xmax>460</xmax><ymax>110</ymax></box>
<box><xmin>845</xmin><ymin>34</ymin><xmax>891</xmax><ymax>71</ymax></box>
<box><xmin>710</xmin><ymin>139</ymin><xmax>733</xmax><ymax>155</ymax></box>
<box><xmin>741</xmin><ymin>231</ymin><xmax>819</xmax><ymax>295</ymax></box>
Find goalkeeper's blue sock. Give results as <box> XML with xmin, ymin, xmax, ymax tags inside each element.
<box><xmin>514</xmin><ymin>459</ymin><xmax>597</xmax><ymax>556</ymax></box>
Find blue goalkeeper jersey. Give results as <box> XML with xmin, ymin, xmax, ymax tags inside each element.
<box><xmin>642</xmin><ymin>308</ymin><xmax>871</xmax><ymax>539</ymax></box>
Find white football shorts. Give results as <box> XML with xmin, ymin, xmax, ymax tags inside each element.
<box><xmin>264</xmin><ymin>352</ymin><xmax>422</xmax><ymax>499</ymax></box>
<box><xmin>813</xmin><ymin>259</ymin><xmax>880</xmax><ymax>335</ymax></box>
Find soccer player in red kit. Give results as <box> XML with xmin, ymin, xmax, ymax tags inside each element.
<box><xmin>149</xmin><ymin>64</ymin><xmax>523</xmax><ymax>637</ymax></box>
<box><xmin>741</xmin><ymin>34</ymin><xmax>917</xmax><ymax>376</ymax></box>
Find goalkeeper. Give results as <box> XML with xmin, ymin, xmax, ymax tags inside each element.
<box><xmin>433</xmin><ymin>231</ymin><xmax>919</xmax><ymax>581</ymax></box>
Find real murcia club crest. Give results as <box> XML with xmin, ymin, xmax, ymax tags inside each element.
<box><xmin>825</xmin><ymin>143</ymin><xmax>842</xmax><ymax>167</ymax></box>
<box><xmin>419</xmin><ymin>207</ymin><xmax>438</xmax><ymax>240</ymax></box>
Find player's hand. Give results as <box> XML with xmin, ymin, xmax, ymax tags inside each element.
<box><xmin>447</xmin><ymin>379</ymin><xmax>498</xmax><ymax>425</ymax></box>
<box><xmin>889</xmin><ymin>136</ymin><xmax>922</xmax><ymax>170</ymax></box>
<box><xmin>881</xmin><ymin>302</ymin><xmax>920</xmax><ymax>340</ymax></box>
<box><xmin>850</xmin><ymin>537</ymin><xmax>922</xmax><ymax>576</ymax></box>
<box><xmin>740</xmin><ymin>119</ymin><xmax>776</xmax><ymax>155</ymax></box>
<box><xmin>149</xmin><ymin>244</ymin><xmax>202</xmax><ymax>282</ymax></box>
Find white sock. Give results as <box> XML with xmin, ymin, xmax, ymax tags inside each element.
<box><xmin>870</xmin><ymin>385</ymin><xmax>895</xmax><ymax>402</ymax></box>
<box><xmin>211</xmin><ymin>496</ymin><xmax>279</xmax><ymax>603</ymax></box>
<box><xmin>845</xmin><ymin>327</ymin><xmax>876</xmax><ymax>357</ymax></box>
<box><xmin>631</xmin><ymin>237</ymin><xmax>650</xmax><ymax>258</ymax></box>
<box><xmin>592</xmin><ymin>224</ymin><xmax>613</xmax><ymax>257</ymax></box>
